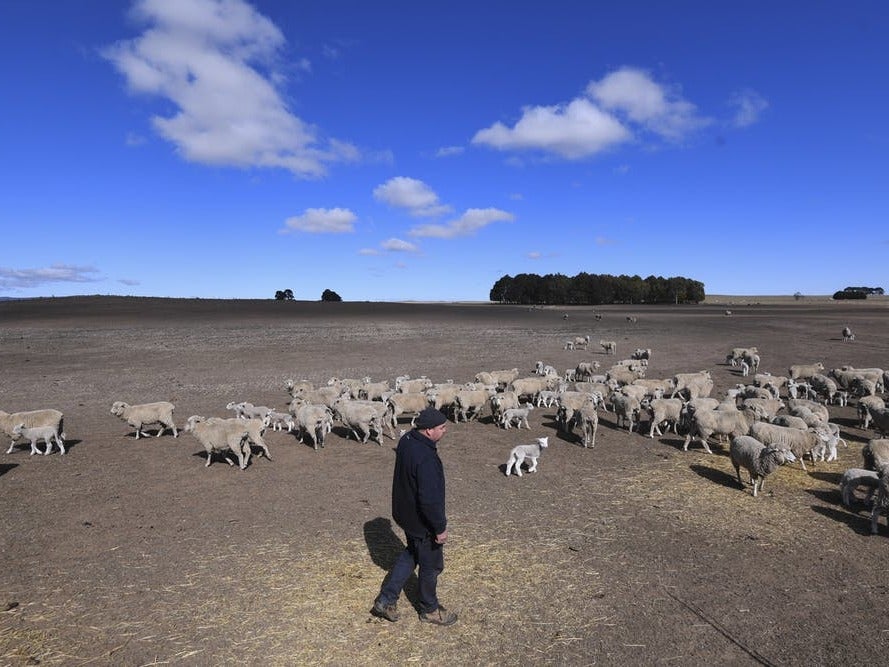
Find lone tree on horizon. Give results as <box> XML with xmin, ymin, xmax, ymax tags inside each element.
<box><xmin>275</xmin><ymin>289</ymin><xmax>294</xmax><ymax>301</ymax></box>
<box><xmin>321</xmin><ymin>289</ymin><xmax>342</xmax><ymax>302</ymax></box>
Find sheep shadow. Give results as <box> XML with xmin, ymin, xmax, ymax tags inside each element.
<box><xmin>690</xmin><ymin>463</ymin><xmax>740</xmax><ymax>490</ymax></box>
<box><xmin>363</xmin><ymin>517</ymin><xmax>419</xmax><ymax>611</ymax></box>
<box><xmin>0</xmin><ymin>463</ymin><xmax>18</xmax><ymax>477</ymax></box>
<box><xmin>809</xmin><ymin>504</ymin><xmax>873</xmax><ymax>534</ymax></box>
<box><xmin>189</xmin><ymin>450</ymin><xmax>251</xmax><ymax>468</ymax></box>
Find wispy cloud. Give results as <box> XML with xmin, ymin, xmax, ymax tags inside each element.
<box><xmin>282</xmin><ymin>207</ymin><xmax>357</xmax><ymax>233</ymax></box>
<box><xmin>360</xmin><ymin>238</ymin><xmax>420</xmax><ymax>255</ymax></box>
<box><xmin>435</xmin><ymin>145</ymin><xmax>464</xmax><ymax>157</ymax></box>
<box><xmin>373</xmin><ymin>176</ymin><xmax>452</xmax><ymax>217</ymax></box>
<box><xmin>527</xmin><ymin>251</ymin><xmax>542</xmax><ymax>259</ymax></box>
<box><xmin>118</xmin><ymin>278</ymin><xmax>141</xmax><ymax>286</ymax></box>
<box><xmin>409</xmin><ymin>208</ymin><xmax>515</xmax><ymax>239</ymax></box>
<box><xmin>595</xmin><ymin>236</ymin><xmax>616</xmax><ymax>246</ymax></box>
<box><xmin>0</xmin><ymin>264</ymin><xmax>102</xmax><ymax>290</ymax></box>
<box><xmin>103</xmin><ymin>0</ymin><xmax>358</xmax><ymax>178</ymax></box>
<box><xmin>473</xmin><ymin>66</ymin><xmax>709</xmax><ymax>159</ymax></box>
<box><xmin>728</xmin><ymin>88</ymin><xmax>769</xmax><ymax>127</ymax></box>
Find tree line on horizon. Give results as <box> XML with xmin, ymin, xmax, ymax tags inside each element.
<box><xmin>489</xmin><ymin>272</ymin><xmax>706</xmax><ymax>305</ymax></box>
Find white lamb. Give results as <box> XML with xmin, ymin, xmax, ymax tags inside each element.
<box><xmin>504</xmin><ymin>436</ymin><xmax>548</xmax><ymax>477</ymax></box>
<box><xmin>110</xmin><ymin>401</ymin><xmax>178</xmax><ymax>439</ymax></box>
<box><xmin>11</xmin><ymin>423</ymin><xmax>66</xmax><ymax>455</ymax></box>
<box><xmin>501</xmin><ymin>405</ymin><xmax>534</xmax><ymax>430</ymax></box>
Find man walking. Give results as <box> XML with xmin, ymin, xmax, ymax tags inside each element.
<box><xmin>372</xmin><ymin>407</ymin><xmax>457</xmax><ymax>626</ymax></box>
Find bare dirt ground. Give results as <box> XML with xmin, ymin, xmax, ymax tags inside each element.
<box><xmin>1</xmin><ymin>295</ymin><xmax>888</xmax><ymax>666</ymax></box>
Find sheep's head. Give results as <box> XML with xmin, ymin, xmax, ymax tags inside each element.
<box><xmin>12</xmin><ymin>423</ymin><xmax>25</xmax><ymax>436</ymax></box>
<box><xmin>110</xmin><ymin>401</ymin><xmax>127</xmax><ymax>416</ymax></box>
<box><xmin>536</xmin><ymin>436</ymin><xmax>549</xmax><ymax>449</ymax></box>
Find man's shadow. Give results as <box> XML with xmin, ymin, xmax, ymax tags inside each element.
<box><xmin>363</xmin><ymin>517</ymin><xmax>419</xmax><ymax>610</ymax></box>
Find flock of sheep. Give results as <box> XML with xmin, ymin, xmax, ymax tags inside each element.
<box><xmin>3</xmin><ymin>323</ymin><xmax>889</xmax><ymax>532</ymax></box>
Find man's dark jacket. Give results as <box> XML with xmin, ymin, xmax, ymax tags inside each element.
<box><xmin>391</xmin><ymin>429</ymin><xmax>446</xmax><ymax>538</ymax></box>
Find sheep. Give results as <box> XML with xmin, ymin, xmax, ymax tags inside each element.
<box><xmin>11</xmin><ymin>423</ymin><xmax>66</xmax><ymax>455</ymax></box>
<box><xmin>578</xmin><ymin>403</ymin><xmax>599</xmax><ymax>448</ymax></box>
<box><xmin>839</xmin><ymin>468</ymin><xmax>879</xmax><ymax>508</ymax></box>
<box><xmin>332</xmin><ymin>398</ymin><xmax>384</xmax><ymax>445</ymax></box>
<box><xmin>641</xmin><ymin>397</ymin><xmax>683</xmax><ymax>438</ymax></box>
<box><xmin>285</xmin><ymin>379</ymin><xmax>314</xmax><ymax>397</ymax></box>
<box><xmin>863</xmin><ymin>439</ymin><xmax>889</xmax><ymax>471</ymax></box>
<box><xmin>726</xmin><ymin>347</ymin><xmax>758</xmax><ymax>367</ymax></box>
<box><xmin>858</xmin><ymin>396</ymin><xmax>885</xmax><ymax>429</ymax></box>
<box><xmin>625</xmin><ymin>316</ymin><xmax>637</xmax><ymax>324</ymax></box>
<box><xmin>452</xmin><ymin>387</ymin><xmax>492</xmax><ymax>423</ymax></box>
<box><xmin>631</xmin><ymin>348</ymin><xmax>651</xmax><ymax>361</ymax></box>
<box><xmin>786</xmin><ymin>399</ymin><xmax>830</xmax><ymax>423</ymax></box>
<box><xmin>386</xmin><ymin>392</ymin><xmax>431</xmax><ymax>429</ymax></box>
<box><xmin>226</xmin><ymin>401</ymin><xmax>252</xmax><ymax>418</ymax></box>
<box><xmin>829</xmin><ymin>367</ymin><xmax>884</xmax><ymax>392</ymax></box>
<box><xmin>263</xmin><ymin>410</ymin><xmax>295</xmax><ymax>432</ymax></box>
<box><xmin>293</xmin><ymin>385</ymin><xmax>349</xmax><ymax>408</ymax></box>
<box><xmin>770</xmin><ymin>414</ymin><xmax>809</xmax><ymax>430</ymax></box>
<box><xmin>869</xmin><ymin>468</ymin><xmax>889</xmax><ymax>535</ymax></box>
<box><xmin>0</xmin><ymin>409</ymin><xmax>65</xmax><ymax>455</ymax></box>
<box><xmin>610</xmin><ymin>393</ymin><xmax>642</xmax><ymax>433</ymax></box>
<box><xmin>599</xmin><ymin>340</ymin><xmax>617</xmax><ymax>355</ymax></box>
<box><xmin>475</xmin><ymin>368</ymin><xmax>520</xmax><ymax>389</ymax></box>
<box><xmin>606</xmin><ymin>366</ymin><xmax>645</xmax><ymax>387</ymax></box>
<box><xmin>842</xmin><ymin>326</ymin><xmax>855</xmax><ymax>342</ymax></box>
<box><xmin>397</xmin><ymin>377</ymin><xmax>433</xmax><ymax>394</ymax></box>
<box><xmin>555</xmin><ymin>392</ymin><xmax>596</xmax><ymax>431</ymax></box>
<box><xmin>500</xmin><ymin>405</ymin><xmax>534</xmax><ymax>430</ymax></box>
<box><xmin>510</xmin><ymin>376</ymin><xmax>557</xmax><ymax>403</ymax></box>
<box><xmin>786</xmin><ymin>379</ymin><xmax>815</xmax><ymax>400</ymax></box>
<box><xmin>563</xmin><ymin>340</ymin><xmax>575</xmax><ymax>351</ymax></box>
<box><xmin>289</xmin><ymin>401</ymin><xmax>334</xmax><ymax>450</ymax></box>
<box><xmin>359</xmin><ymin>380</ymin><xmax>391</xmax><ymax>402</ymax></box>
<box><xmin>683</xmin><ymin>409</ymin><xmax>749</xmax><ymax>453</ymax></box>
<box><xmin>748</xmin><ymin>422</ymin><xmax>833</xmax><ymax>471</ymax></box>
<box><xmin>563</xmin><ymin>368</ymin><xmax>577</xmax><ymax>382</ymax></box>
<box><xmin>788</xmin><ymin>362</ymin><xmax>825</xmax><ymax>381</ymax></box>
<box><xmin>535</xmin><ymin>390</ymin><xmax>560</xmax><ymax>408</ymax></box>
<box><xmin>574</xmin><ymin>361</ymin><xmax>600</xmax><ymax>381</ymax></box>
<box><xmin>572</xmin><ymin>335</ymin><xmax>591</xmax><ymax>350</ymax></box>
<box><xmin>237</xmin><ymin>403</ymin><xmax>273</xmax><ymax>421</ymax></box>
<box><xmin>865</xmin><ymin>407</ymin><xmax>889</xmax><ymax>437</ymax></box>
<box><xmin>724</xmin><ymin>309</ymin><xmax>732</xmax><ymax>316</ymax></box>
<box><xmin>730</xmin><ymin>435</ymin><xmax>796</xmax><ymax>497</ymax></box>
<box><xmin>328</xmin><ymin>376</ymin><xmax>367</xmax><ymax>399</ymax></box>
<box><xmin>426</xmin><ymin>384</ymin><xmax>462</xmax><ymax>418</ymax></box>
<box><xmin>671</xmin><ymin>371</ymin><xmax>712</xmax><ymax>399</ymax></box>
<box><xmin>183</xmin><ymin>416</ymin><xmax>254</xmax><ymax>469</ymax></box>
<box><xmin>110</xmin><ymin>401</ymin><xmax>177</xmax><ymax>439</ymax></box>
<box><xmin>490</xmin><ymin>391</ymin><xmax>521</xmax><ymax>424</ymax></box>
<box><xmin>809</xmin><ymin>374</ymin><xmax>840</xmax><ymax>404</ymax></box>
<box><xmin>740</xmin><ymin>397</ymin><xmax>785</xmax><ymax>422</ymax></box>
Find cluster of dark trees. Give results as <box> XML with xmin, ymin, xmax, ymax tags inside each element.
<box><xmin>489</xmin><ymin>273</ymin><xmax>705</xmax><ymax>305</ymax></box>
<box><xmin>274</xmin><ymin>288</ymin><xmax>342</xmax><ymax>302</ymax></box>
<box><xmin>832</xmin><ymin>286</ymin><xmax>884</xmax><ymax>300</ymax></box>
<box><xmin>843</xmin><ymin>286</ymin><xmax>884</xmax><ymax>295</ymax></box>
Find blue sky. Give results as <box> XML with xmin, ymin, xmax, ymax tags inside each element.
<box><xmin>1</xmin><ymin>1</ymin><xmax>887</xmax><ymax>301</ymax></box>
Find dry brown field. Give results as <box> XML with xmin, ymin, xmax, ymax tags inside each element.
<box><xmin>1</xmin><ymin>295</ymin><xmax>888</xmax><ymax>666</ymax></box>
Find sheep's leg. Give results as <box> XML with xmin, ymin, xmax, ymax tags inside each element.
<box><xmin>170</xmin><ymin>424</ymin><xmax>178</xmax><ymax>438</ymax></box>
<box><xmin>40</xmin><ymin>438</ymin><xmax>51</xmax><ymax>456</ymax></box>
<box><xmin>30</xmin><ymin>439</ymin><xmax>43</xmax><ymax>455</ymax></box>
<box><xmin>870</xmin><ymin>505</ymin><xmax>881</xmax><ymax>535</ymax></box>
<box><xmin>752</xmin><ymin>478</ymin><xmax>761</xmax><ymax>497</ymax></box>
<box><xmin>528</xmin><ymin>457</ymin><xmax>538</xmax><ymax>472</ymax></box>
<box><xmin>55</xmin><ymin>433</ymin><xmax>66</xmax><ymax>455</ymax></box>
<box><xmin>206</xmin><ymin>450</ymin><xmax>214</xmax><ymax>467</ymax></box>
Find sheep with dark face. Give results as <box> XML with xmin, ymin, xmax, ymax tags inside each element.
<box><xmin>869</xmin><ymin>467</ymin><xmax>889</xmax><ymax>535</ymax></box>
<box><xmin>730</xmin><ymin>435</ymin><xmax>796</xmax><ymax>497</ymax></box>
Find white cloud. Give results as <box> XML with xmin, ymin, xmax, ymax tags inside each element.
<box><xmin>0</xmin><ymin>264</ymin><xmax>102</xmax><ymax>290</ymax></box>
<box><xmin>118</xmin><ymin>278</ymin><xmax>141</xmax><ymax>286</ymax></box>
<box><xmin>527</xmin><ymin>251</ymin><xmax>541</xmax><ymax>259</ymax></box>
<box><xmin>360</xmin><ymin>238</ymin><xmax>420</xmax><ymax>255</ymax></box>
<box><xmin>373</xmin><ymin>176</ymin><xmax>452</xmax><ymax>217</ymax></box>
<box><xmin>381</xmin><ymin>238</ymin><xmax>419</xmax><ymax>253</ymax></box>
<box><xmin>409</xmin><ymin>208</ymin><xmax>515</xmax><ymax>239</ymax></box>
<box><xmin>587</xmin><ymin>67</ymin><xmax>709</xmax><ymax>140</ymax></box>
<box><xmin>435</xmin><ymin>145</ymin><xmax>464</xmax><ymax>157</ymax></box>
<box><xmin>282</xmin><ymin>207</ymin><xmax>356</xmax><ymax>233</ymax></box>
<box><xmin>103</xmin><ymin>0</ymin><xmax>358</xmax><ymax>178</ymax></box>
<box><xmin>728</xmin><ymin>88</ymin><xmax>769</xmax><ymax>127</ymax></box>
<box><xmin>472</xmin><ymin>98</ymin><xmax>630</xmax><ymax>159</ymax></box>
<box><xmin>473</xmin><ymin>66</ymin><xmax>709</xmax><ymax>159</ymax></box>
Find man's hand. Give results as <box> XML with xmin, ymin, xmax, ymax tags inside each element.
<box><xmin>435</xmin><ymin>529</ymin><xmax>448</xmax><ymax>544</ymax></box>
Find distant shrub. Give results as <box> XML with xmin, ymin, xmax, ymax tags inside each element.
<box><xmin>833</xmin><ymin>290</ymin><xmax>867</xmax><ymax>300</ymax></box>
<box><xmin>321</xmin><ymin>289</ymin><xmax>342</xmax><ymax>302</ymax></box>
